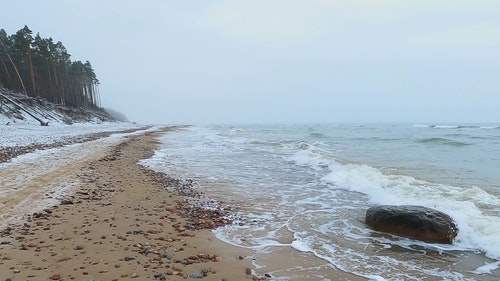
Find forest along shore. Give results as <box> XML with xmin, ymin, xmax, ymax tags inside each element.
<box><xmin>0</xmin><ymin>128</ymin><xmax>253</xmax><ymax>280</ymax></box>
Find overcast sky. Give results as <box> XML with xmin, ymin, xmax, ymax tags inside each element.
<box><xmin>2</xmin><ymin>1</ymin><xmax>500</xmax><ymax>124</ymax></box>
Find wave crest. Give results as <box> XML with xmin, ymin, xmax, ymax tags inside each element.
<box><xmin>417</xmin><ymin>137</ymin><xmax>471</xmax><ymax>147</ymax></box>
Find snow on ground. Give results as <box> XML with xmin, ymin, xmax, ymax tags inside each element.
<box><xmin>1</xmin><ymin>90</ymin><xmax>167</xmax><ymax>228</ymax></box>
<box><xmin>0</xmin><ymin>121</ymin><xmax>146</xmax><ymax>148</ymax></box>
<box><xmin>0</xmin><ymin>112</ymin><xmax>12</xmax><ymax>125</ymax></box>
<box><xmin>0</xmin><ymin>123</ymin><xmax>163</xmax><ymax>229</ymax></box>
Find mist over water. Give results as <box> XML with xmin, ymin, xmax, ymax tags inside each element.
<box><xmin>141</xmin><ymin>124</ymin><xmax>500</xmax><ymax>280</ymax></box>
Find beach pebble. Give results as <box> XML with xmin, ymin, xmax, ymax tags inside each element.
<box><xmin>190</xmin><ymin>273</ymin><xmax>202</xmax><ymax>278</ymax></box>
<box><xmin>172</xmin><ymin>266</ymin><xmax>182</xmax><ymax>272</ymax></box>
<box><xmin>50</xmin><ymin>274</ymin><xmax>61</xmax><ymax>280</ymax></box>
<box><xmin>130</xmin><ymin>272</ymin><xmax>139</xmax><ymax>278</ymax></box>
<box><xmin>245</xmin><ymin>268</ymin><xmax>252</xmax><ymax>275</ymax></box>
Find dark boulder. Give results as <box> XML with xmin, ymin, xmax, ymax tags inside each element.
<box><xmin>365</xmin><ymin>205</ymin><xmax>458</xmax><ymax>244</ymax></box>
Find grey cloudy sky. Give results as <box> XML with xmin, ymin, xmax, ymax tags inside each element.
<box><xmin>2</xmin><ymin>1</ymin><xmax>500</xmax><ymax>124</ymax></box>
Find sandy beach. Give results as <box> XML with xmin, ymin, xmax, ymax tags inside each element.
<box><xmin>0</xmin><ymin>128</ymin><xmax>365</xmax><ymax>281</ymax></box>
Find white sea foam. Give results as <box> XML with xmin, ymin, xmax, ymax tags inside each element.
<box><xmin>414</xmin><ymin>124</ymin><xmax>500</xmax><ymax>130</ymax></box>
<box><xmin>143</xmin><ymin>124</ymin><xmax>500</xmax><ymax>280</ymax></box>
<box><xmin>473</xmin><ymin>261</ymin><xmax>500</xmax><ymax>274</ymax></box>
<box><xmin>413</xmin><ymin>124</ymin><xmax>431</xmax><ymax>128</ymax></box>
<box><xmin>291</xmin><ymin>239</ymin><xmax>310</xmax><ymax>252</ymax></box>
<box><xmin>433</xmin><ymin>125</ymin><xmax>460</xmax><ymax>129</ymax></box>
<box><xmin>288</xmin><ymin>144</ymin><xmax>500</xmax><ymax>261</ymax></box>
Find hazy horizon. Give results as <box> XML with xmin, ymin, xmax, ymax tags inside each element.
<box><xmin>2</xmin><ymin>1</ymin><xmax>500</xmax><ymax>125</ymax></box>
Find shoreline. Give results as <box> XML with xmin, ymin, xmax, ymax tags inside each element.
<box><xmin>0</xmin><ymin>127</ymin><xmax>365</xmax><ymax>280</ymax></box>
<box><xmin>0</xmin><ymin>128</ymin><xmax>253</xmax><ymax>280</ymax></box>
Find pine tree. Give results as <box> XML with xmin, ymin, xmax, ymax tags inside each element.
<box><xmin>0</xmin><ymin>25</ymin><xmax>101</xmax><ymax>109</ymax></box>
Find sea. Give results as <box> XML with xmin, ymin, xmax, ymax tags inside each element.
<box><xmin>140</xmin><ymin>123</ymin><xmax>500</xmax><ymax>281</ymax></box>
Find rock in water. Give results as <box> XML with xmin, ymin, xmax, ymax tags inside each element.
<box><xmin>365</xmin><ymin>205</ymin><xmax>458</xmax><ymax>244</ymax></box>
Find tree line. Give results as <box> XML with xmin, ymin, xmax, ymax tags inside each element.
<box><xmin>0</xmin><ymin>25</ymin><xmax>100</xmax><ymax>108</ymax></box>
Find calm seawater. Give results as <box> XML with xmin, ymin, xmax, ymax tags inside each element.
<box><xmin>141</xmin><ymin>124</ymin><xmax>500</xmax><ymax>280</ymax></box>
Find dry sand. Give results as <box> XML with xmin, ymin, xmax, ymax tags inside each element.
<box><xmin>0</xmin><ymin>128</ymin><xmax>366</xmax><ymax>281</ymax></box>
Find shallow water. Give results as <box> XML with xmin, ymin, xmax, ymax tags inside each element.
<box><xmin>141</xmin><ymin>124</ymin><xmax>500</xmax><ymax>280</ymax></box>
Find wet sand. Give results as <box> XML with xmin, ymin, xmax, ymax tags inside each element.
<box><xmin>0</xmin><ymin>128</ymin><xmax>365</xmax><ymax>280</ymax></box>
